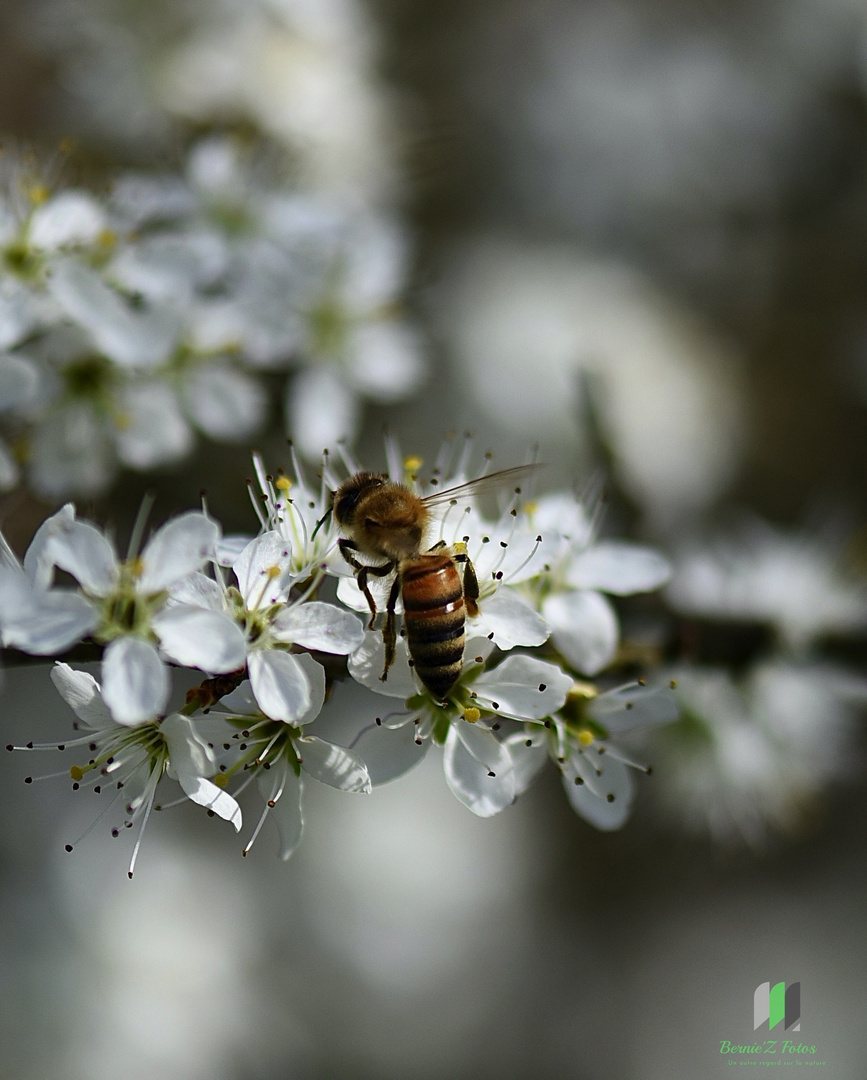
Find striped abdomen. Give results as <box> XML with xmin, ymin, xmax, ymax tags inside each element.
<box><xmin>401</xmin><ymin>553</ymin><xmax>465</xmax><ymax>701</ymax></box>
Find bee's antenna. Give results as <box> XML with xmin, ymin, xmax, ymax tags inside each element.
<box><xmin>311</xmin><ymin>504</ymin><xmax>333</xmax><ymax>541</ymax></box>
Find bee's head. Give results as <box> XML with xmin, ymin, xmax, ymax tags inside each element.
<box><xmin>331</xmin><ymin>471</ymin><xmax>388</xmax><ymax>527</ymax></box>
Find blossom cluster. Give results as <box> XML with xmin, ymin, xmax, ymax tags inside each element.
<box><xmin>654</xmin><ymin>521</ymin><xmax>867</xmax><ymax>846</ymax></box>
<box><xmin>0</xmin><ymin>140</ymin><xmax>423</xmax><ymax>497</ymax></box>
<box><xmin>0</xmin><ymin>442</ymin><xmax>677</xmax><ymax>873</ymax></box>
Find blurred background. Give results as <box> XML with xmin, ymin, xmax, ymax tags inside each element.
<box><xmin>1</xmin><ymin>0</ymin><xmax>867</xmax><ymax>1076</ymax></box>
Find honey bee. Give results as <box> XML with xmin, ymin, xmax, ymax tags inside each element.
<box><xmin>330</xmin><ymin>465</ymin><xmax>538</xmax><ymax>701</ymax></box>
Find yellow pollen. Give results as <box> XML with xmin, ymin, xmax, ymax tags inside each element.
<box><xmin>669</xmin><ymin>679</ymin><xmax>678</xmax><ymax>689</ymax></box>
<box><xmin>213</xmin><ymin>773</ymin><xmax>229</xmax><ymax>788</ymax></box>
<box><xmin>576</xmin><ymin>729</ymin><xmax>594</xmax><ymax>747</ymax></box>
<box><xmin>25</xmin><ymin>182</ymin><xmax>49</xmax><ymax>205</ymax></box>
<box><xmin>403</xmin><ymin>455</ymin><xmax>423</xmax><ymax>473</ymax></box>
<box><xmin>462</xmin><ymin>707</ymin><xmax>481</xmax><ymax>723</ymax></box>
<box><xmin>523</xmin><ymin>499</ymin><xmax>538</xmax><ymax>515</ymax></box>
<box><xmin>568</xmin><ymin>680</ymin><xmax>598</xmax><ymax>702</ymax></box>
<box><xmin>453</xmin><ymin>541</ymin><xmax>468</xmax><ymax>556</ymax></box>
<box><xmin>266</xmin><ymin>564</ymin><xmax>282</xmax><ymax>580</ymax></box>
<box><xmin>275</xmin><ymin>476</ymin><xmax>292</xmax><ymax>493</ymax></box>
<box><xmin>128</xmin><ymin>555</ymin><xmax>145</xmax><ymax>578</ymax></box>
<box><xmin>69</xmin><ymin>765</ymin><xmax>84</xmax><ymax>781</ymax></box>
<box><xmin>97</xmin><ymin>229</ymin><xmax>117</xmax><ymax>248</ymax></box>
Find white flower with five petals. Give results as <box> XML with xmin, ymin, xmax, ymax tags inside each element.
<box><xmin>9</xmin><ymin>662</ymin><xmax>242</xmax><ymax>878</ymax></box>
<box><xmin>37</xmin><ymin>508</ymin><xmax>246</xmax><ymax>725</ymax></box>
<box><xmin>528</xmin><ymin>492</ymin><xmax>671</xmax><ymax>674</ymax></box>
<box><xmin>348</xmin><ymin>632</ymin><xmax>572</xmax><ymax>816</ymax></box>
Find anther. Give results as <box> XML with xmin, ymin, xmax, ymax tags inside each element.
<box><xmin>538</xmin><ymin>683</ymin><xmax>546</xmax><ymax>692</ymax></box>
<box><xmin>606</xmin><ymin>793</ymin><xmax>615</xmax><ymax>802</ymax></box>
<box><xmin>65</xmin><ymin>844</ymin><xmax>73</xmax><ymax>852</ymax></box>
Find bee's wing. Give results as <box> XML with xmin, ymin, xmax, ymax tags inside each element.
<box><xmin>420</xmin><ymin>464</ymin><xmax>543</xmax><ymax>507</ymax></box>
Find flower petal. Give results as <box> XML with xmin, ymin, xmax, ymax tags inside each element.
<box><xmin>345</xmin><ymin>321</ymin><xmax>425</xmax><ymax>401</ymax></box>
<box><xmin>167</xmin><ymin>571</ymin><xmax>225</xmax><ymax>611</ymax></box>
<box><xmin>287</xmin><ymin>367</ymin><xmax>359</xmax><ymax>459</ymax></box>
<box><xmin>563</xmin><ymin>749</ymin><xmax>634</xmax><ymax>830</ymax></box>
<box><xmin>591</xmin><ymin>682</ymin><xmax>680</xmax><ymax>734</ymax></box>
<box><xmin>261</xmin><ymin>767</ymin><xmax>304</xmax><ymax>861</ymax></box>
<box><xmin>248</xmin><ymin>650</ymin><xmax>313</xmax><ymax>724</ymax></box>
<box><xmin>0</xmin><ymin>353</ymin><xmax>40</xmax><ymax>412</ymax></box>
<box><xmin>543</xmin><ymin>589</ymin><xmax>619</xmax><ymax>675</ymax></box>
<box><xmin>47</xmin><ymin>259</ymin><xmax>180</xmax><ymax>368</ymax></box>
<box><xmin>566</xmin><ymin>542</ymin><xmax>672</xmax><ymax>594</ymax></box>
<box><xmin>470</xmin><ymin>589</ymin><xmax>550</xmax><ymax>650</ymax></box>
<box><xmin>182</xmin><ymin>361</ymin><xmax>267</xmax><ymax>440</ymax></box>
<box><xmin>272</xmin><ymin>601</ymin><xmax>365</xmax><ymax>654</ymax></box>
<box><xmin>349</xmin><ymin>721</ymin><xmax>430</xmax><ymax>785</ymax></box>
<box><xmin>0</xmin><ymin>571</ymin><xmax>98</xmax><ymax>653</ymax></box>
<box><xmin>472</xmin><ymin>655</ymin><xmax>573</xmax><ymax>720</ymax></box>
<box><xmin>298</xmin><ymin>736</ymin><xmax>371</xmax><ymax>793</ymax></box>
<box><xmin>162</xmin><ymin>713</ymin><xmax>242</xmax><ymax>831</ymax></box>
<box><xmin>50</xmin><ymin>662</ymin><xmax>114</xmax><ymax>731</ymax></box>
<box><xmin>23</xmin><ymin>503</ymin><xmax>76</xmax><ymax>589</ymax></box>
<box><xmin>29</xmin><ymin>191</ymin><xmax>107</xmax><ymax>249</ymax></box>
<box><xmin>115</xmin><ymin>382</ymin><xmax>194</xmax><ymax>469</ymax></box>
<box><xmin>152</xmin><ymin>605</ymin><xmax>247</xmax><ymax>673</ymax></box>
<box><xmin>138</xmin><ymin>512</ymin><xmax>219</xmax><ymax>593</ymax></box>
<box><xmin>101</xmin><ymin>637</ymin><xmax>169</xmax><ymax>726</ymax></box>
<box><xmin>45</xmin><ymin>518</ymin><xmax>119</xmax><ymax>596</ymax></box>
<box><xmin>503</xmin><ymin>731</ymin><xmax>549</xmax><ymax>795</ymax></box>
<box><xmin>347</xmin><ymin>631</ymin><xmax>417</xmax><ymax>700</ymax></box>
<box><xmin>442</xmin><ymin>723</ymin><xmax>516</xmax><ymax>817</ymax></box>
<box><xmin>232</xmin><ymin>532</ymin><xmax>294</xmax><ymax>609</ymax></box>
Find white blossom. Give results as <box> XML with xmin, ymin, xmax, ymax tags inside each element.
<box><xmin>33</xmin><ymin>507</ymin><xmax>246</xmax><ymax>724</ymax></box>
<box><xmin>8</xmin><ymin>662</ymin><xmax>241</xmax><ymax>878</ymax></box>
<box><xmin>649</xmin><ymin>663</ymin><xmax>867</xmax><ymax>846</ymax></box>
<box><xmin>505</xmin><ymin>678</ymin><xmax>679</xmax><ymax>830</ymax></box>
<box><xmin>207</xmin><ymin>670</ymin><xmax>371</xmax><ymax>860</ymax></box>
<box><xmin>527</xmin><ymin>491</ymin><xmax>671</xmax><ymax>674</ymax></box>
<box><xmin>667</xmin><ymin>522</ymin><xmax>867</xmax><ymax>652</ymax></box>
<box><xmin>348</xmin><ymin>632</ymin><xmax>571</xmax><ymax>816</ymax></box>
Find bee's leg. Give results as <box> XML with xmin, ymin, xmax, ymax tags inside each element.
<box><xmin>380</xmin><ymin>574</ymin><xmax>402</xmax><ymax>682</ymax></box>
<box><xmin>453</xmin><ymin>542</ymin><xmax>480</xmax><ymax>618</ymax></box>
<box><xmin>338</xmin><ymin>539</ymin><xmax>392</xmax><ymax>628</ymax></box>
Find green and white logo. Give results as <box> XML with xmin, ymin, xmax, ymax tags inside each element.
<box><xmin>754</xmin><ymin>981</ymin><xmax>801</xmax><ymax>1032</ymax></box>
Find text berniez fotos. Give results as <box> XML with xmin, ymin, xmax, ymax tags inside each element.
<box><xmin>720</xmin><ymin>1040</ymin><xmax>817</xmax><ymax>1055</ymax></box>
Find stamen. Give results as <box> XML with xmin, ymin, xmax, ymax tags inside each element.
<box><xmin>126</xmin><ymin>492</ymin><xmax>157</xmax><ymax>560</ymax></box>
<box><xmin>127</xmin><ymin>768</ymin><xmax>160</xmax><ymax>879</ymax></box>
